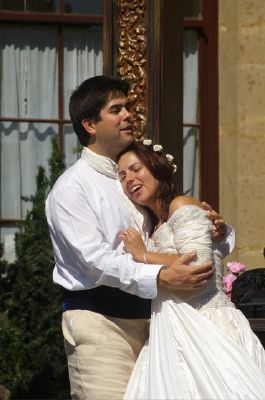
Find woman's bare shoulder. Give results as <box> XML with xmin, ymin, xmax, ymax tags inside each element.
<box><xmin>168</xmin><ymin>196</ymin><xmax>203</xmax><ymax>218</ymax></box>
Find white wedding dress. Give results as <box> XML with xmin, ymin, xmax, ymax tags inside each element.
<box><xmin>124</xmin><ymin>205</ymin><xmax>265</xmax><ymax>400</ymax></box>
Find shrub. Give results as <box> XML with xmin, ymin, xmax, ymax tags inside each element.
<box><xmin>0</xmin><ymin>138</ymin><xmax>70</xmax><ymax>398</ymax></box>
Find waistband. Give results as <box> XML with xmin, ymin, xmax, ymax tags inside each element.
<box><xmin>62</xmin><ymin>286</ymin><xmax>151</xmax><ymax>319</ymax></box>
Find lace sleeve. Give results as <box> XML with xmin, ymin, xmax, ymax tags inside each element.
<box><xmin>167</xmin><ymin>205</ymin><xmax>214</xmax><ymax>265</ymax></box>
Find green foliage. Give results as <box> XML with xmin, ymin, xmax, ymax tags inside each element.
<box><xmin>0</xmin><ymin>137</ymin><xmax>70</xmax><ymax>398</ymax></box>
<box><xmin>49</xmin><ymin>137</ymin><xmax>68</xmax><ymax>189</ymax></box>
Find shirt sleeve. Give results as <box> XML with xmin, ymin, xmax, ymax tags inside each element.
<box><xmin>46</xmin><ymin>183</ymin><xmax>162</xmax><ymax>299</ymax></box>
<box><xmin>213</xmin><ymin>224</ymin><xmax>235</xmax><ymax>257</ymax></box>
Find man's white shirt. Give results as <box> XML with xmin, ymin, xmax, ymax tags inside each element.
<box><xmin>45</xmin><ymin>147</ymin><xmax>162</xmax><ymax>299</ymax></box>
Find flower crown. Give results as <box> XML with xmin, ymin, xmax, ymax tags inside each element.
<box><xmin>136</xmin><ymin>137</ymin><xmax>177</xmax><ymax>173</ymax></box>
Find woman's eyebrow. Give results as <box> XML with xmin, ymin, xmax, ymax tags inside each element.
<box><xmin>118</xmin><ymin>172</ymin><xmax>125</xmax><ymax>181</ymax></box>
<box><xmin>118</xmin><ymin>162</ymin><xmax>142</xmax><ymax>174</ymax></box>
<box><xmin>129</xmin><ymin>162</ymin><xmax>142</xmax><ymax>169</ymax></box>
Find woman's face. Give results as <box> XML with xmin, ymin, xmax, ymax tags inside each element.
<box><xmin>118</xmin><ymin>151</ymin><xmax>159</xmax><ymax>207</ymax></box>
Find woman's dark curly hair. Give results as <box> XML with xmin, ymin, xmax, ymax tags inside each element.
<box><xmin>117</xmin><ymin>140</ymin><xmax>181</xmax><ymax>223</ymax></box>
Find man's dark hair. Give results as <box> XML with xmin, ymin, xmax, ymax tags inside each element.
<box><xmin>69</xmin><ymin>75</ymin><xmax>130</xmax><ymax>146</ymax></box>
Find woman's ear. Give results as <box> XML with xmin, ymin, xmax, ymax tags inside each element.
<box><xmin>82</xmin><ymin>119</ymin><xmax>96</xmax><ymax>136</ymax></box>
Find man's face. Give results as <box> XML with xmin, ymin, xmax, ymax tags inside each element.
<box><xmin>89</xmin><ymin>93</ymin><xmax>133</xmax><ymax>159</ymax></box>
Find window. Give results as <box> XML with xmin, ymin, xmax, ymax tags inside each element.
<box><xmin>0</xmin><ymin>0</ymin><xmax>103</xmax><ymax>261</ymax></box>
<box><xmin>183</xmin><ymin>0</ymin><xmax>218</xmax><ymax>206</ymax></box>
<box><xmin>147</xmin><ymin>0</ymin><xmax>218</xmax><ymax>209</ymax></box>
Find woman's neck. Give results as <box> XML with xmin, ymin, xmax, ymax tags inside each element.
<box><xmin>147</xmin><ymin>199</ymin><xmax>163</xmax><ymax>224</ymax></box>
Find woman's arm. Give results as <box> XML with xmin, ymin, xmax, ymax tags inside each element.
<box><xmin>119</xmin><ymin>227</ymin><xmax>179</xmax><ymax>266</ymax></box>
<box><xmin>143</xmin><ymin>252</ymin><xmax>179</xmax><ymax>266</ymax></box>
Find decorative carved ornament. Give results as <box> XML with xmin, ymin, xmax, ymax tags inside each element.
<box><xmin>117</xmin><ymin>0</ymin><xmax>147</xmax><ymax>138</ymax></box>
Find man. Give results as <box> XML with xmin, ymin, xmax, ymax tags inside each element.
<box><xmin>46</xmin><ymin>75</ymin><xmax>229</xmax><ymax>399</ymax></box>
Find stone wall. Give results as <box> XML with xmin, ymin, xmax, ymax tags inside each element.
<box><xmin>219</xmin><ymin>0</ymin><xmax>265</xmax><ymax>268</ymax></box>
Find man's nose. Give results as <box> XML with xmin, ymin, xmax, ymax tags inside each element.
<box><xmin>122</xmin><ymin>107</ymin><xmax>131</xmax><ymax>120</ymax></box>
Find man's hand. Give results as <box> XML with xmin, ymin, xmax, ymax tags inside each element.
<box><xmin>201</xmin><ymin>201</ymin><xmax>227</xmax><ymax>241</ymax></box>
<box><xmin>157</xmin><ymin>251</ymin><xmax>214</xmax><ymax>290</ymax></box>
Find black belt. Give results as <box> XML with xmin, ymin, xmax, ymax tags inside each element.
<box><xmin>62</xmin><ymin>286</ymin><xmax>151</xmax><ymax>319</ymax></box>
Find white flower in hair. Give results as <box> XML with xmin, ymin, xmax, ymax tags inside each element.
<box><xmin>153</xmin><ymin>144</ymin><xmax>163</xmax><ymax>152</ymax></box>
<box><xmin>172</xmin><ymin>164</ymin><xmax>177</xmax><ymax>173</ymax></box>
<box><xmin>142</xmin><ymin>139</ymin><xmax>152</xmax><ymax>145</ymax></box>
<box><xmin>166</xmin><ymin>153</ymin><xmax>174</xmax><ymax>163</ymax></box>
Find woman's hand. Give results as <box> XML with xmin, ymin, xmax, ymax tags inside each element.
<box><xmin>119</xmin><ymin>227</ymin><xmax>146</xmax><ymax>262</ymax></box>
<box><xmin>201</xmin><ymin>201</ymin><xmax>227</xmax><ymax>241</ymax></box>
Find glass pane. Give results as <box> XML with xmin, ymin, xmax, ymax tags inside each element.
<box><xmin>63</xmin><ymin>124</ymin><xmax>80</xmax><ymax>168</ymax></box>
<box><xmin>183</xmin><ymin>30</ymin><xmax>200</xmax><ymax>199</ymax></box>
<box><xmin>183</xmin><ymin>30</ymin><xmax>199</xmax><ymax>124</ymax></box>
<box><xmin>64</xmin><ymin>0</ymin><xmax>103</xmax><ymax>15</ymax></box>
<box><xmin>25</xmin><ymin>0</ymin><xmax>59</xmax><ymax>12</ymax></box>
<box><xmin>0</xmin><ymin>122</ymin><xmax>57</xmax><ymax>220</ymax></box>
<box><xmin>63</xmin><ymin>26</ymin><xmax>103</xmax><ymax>119</ymax></box>
<box><xmin>183</xmin><ymin>0</ymin><xmax>201</xmax><ymax>18</ymax></box>
<box><xmin>183</xmin><ymin>127</ymin><xmax>199</xmax><ymax>199</ymax></box>
<box><xmin>0</xmin><ymin>25</ymin><xmax>58</xmax><ymax>119</ymax></box>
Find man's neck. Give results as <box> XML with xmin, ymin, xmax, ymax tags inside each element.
<box><xmin>87</xmin><ymin>144</ymin><xmax>117</xmax><ymax>162</ymax></box>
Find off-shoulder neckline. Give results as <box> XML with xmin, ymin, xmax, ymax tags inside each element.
<box><xmin>152</xmin><ymin>205</ymin><xmax>206</xmax><ymax>237</ymax></box>
<box><xmin>168</xmin><ymin>204</ymin><xmax>205</xmax><ymax>222</ymax></box>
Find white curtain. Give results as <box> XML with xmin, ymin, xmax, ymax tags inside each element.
<box><xmin>0</xmin><ymin>25</ymin><xmax>102</xmax><ymax>261</ymax></box>
<box><xmin>183</xmin><ymin>30</ymin><xmax>199</xmax><ymax>198</ymax></box>
<box><xmin>63</xmin><ymin>27</ymin><xmax>103</xmax><ymax>166</ymax></box>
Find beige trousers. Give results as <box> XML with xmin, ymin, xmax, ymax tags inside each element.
<box><xmin>62</xmin><ymin>310</ymin><xmax>149</xmax><ymax>400</ymax></box>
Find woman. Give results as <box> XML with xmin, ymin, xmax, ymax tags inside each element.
<box><xmin>117</xmin><ymin>140</ymin><xmax>265</xmax><ymax>400</ymax></box>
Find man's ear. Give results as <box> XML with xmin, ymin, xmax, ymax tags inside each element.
<box><xmin>82</xmin><ymin>119</ymin><xmax>96</xmax><ymax>136</ymax></box>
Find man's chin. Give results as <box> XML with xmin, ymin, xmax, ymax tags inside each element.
<box><xmin>116</xmin><ymin>134</ymin><xmax>134</xmax><ymax>154</ymax></box>
<box><xmin>123</xmin><ymin>132</ymin><xmax>134</xmax><ymax>143</ymax></box>
<box><xmin>121</xmin><ymin>128</ymin><xmax>133</xmax><ymax>137</ymax></box>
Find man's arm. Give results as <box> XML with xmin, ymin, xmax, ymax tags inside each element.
<box><xmin>119</xmin><ymin>228</ymin><xmax>214</xmax><ymax>292</ymax></box>
<box><xmin>158</xmin><ymin>253</ymin><xmax>214</xmax><ymax>289</ymax></box>
<box><xmin>46</xmin><ymin>185</ymin><xmax>214</xmax><ymax>298</ymax></box>
<box><xmin>46</xmin><ymin>183</ymin><xmax>162</xmax><ymax>299</ymax></box>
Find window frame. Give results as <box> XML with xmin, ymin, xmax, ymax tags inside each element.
<box><xmin>200</xmin><ymin>0</ymin><xmax>219</xmax><ymax>209</ymax></box>
<box><xmin>0</xmin><ymin>1</ymin><xmax>104</xmax><ymax>226</ymax></box>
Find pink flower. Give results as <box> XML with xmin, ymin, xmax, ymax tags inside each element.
<box><xmin>227</xmin><ymin>261</ymin><xmax>246</xmax><ymax>274</ymax></box>
<box><xmin>223</xmin><ymin>273</ymin><xmax>236</xmax><ymax>296</ymax></box>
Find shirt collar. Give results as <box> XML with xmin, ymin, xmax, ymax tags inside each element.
<box><xmin>81</xmin><ymin>147</ymin><xmax>119</xmax><ymax>179</ymax></box>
